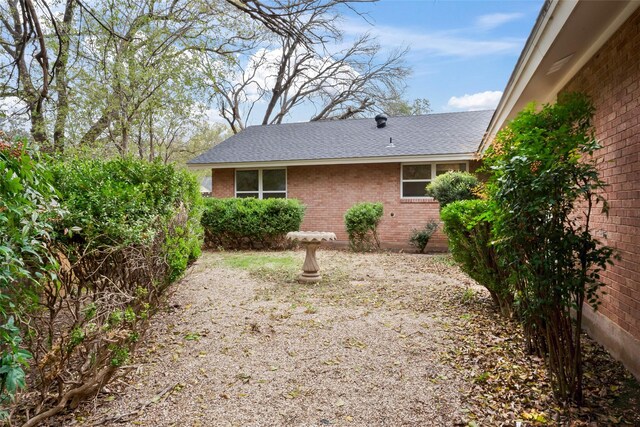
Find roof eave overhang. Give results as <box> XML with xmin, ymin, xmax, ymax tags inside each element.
<box><xmin>480</xmin><ymin>0</ymin><xmax>640</xmax><ymax>154</ymax></box>
<box><xmin>187</xmin><ymin>152</ymin><xmax>477</xmax><ymax>170</ymax></box>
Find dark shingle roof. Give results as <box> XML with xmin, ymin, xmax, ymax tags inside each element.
<box><xmin>188</xmin><ymin>110</ymin><xmax>493</xmax><ymax>165</ymax></box>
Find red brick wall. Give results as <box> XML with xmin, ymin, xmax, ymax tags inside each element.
<box><xmin>288</xmin><ymin>163</ymin><xmax>445</xmax><ymax>250</ymax></box>
<box><xmin>209</xmin><ymin>161</ymin><xmax>484</xmax><ymax>251</ymax></box>
<box><xmin>211</xmin><ymin>169</ymin><xmax>234</xmax><ymax>198</ymax></box>
<box><xmin>563</xmin><ymin>9</ymin><xmax>640</xmax><ymax>341</ymax></box>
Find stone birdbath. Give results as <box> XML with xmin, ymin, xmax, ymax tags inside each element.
<box><xmin>286</xmin><ymin>231</ymin><xmax>336</xmax><ymax>283</ymax></box>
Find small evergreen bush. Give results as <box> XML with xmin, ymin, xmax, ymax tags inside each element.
<box><xmin>409</xmin><ymin>221</ymin><xmax>439</xmax><ymax>253</ymax></box>
<box><xmin>201</xmin><ymin>198</ymin><xmax>305</xmax><ymax>249</ymax></box>
<box><xmin>344</xmin><ymin>202</ymin><xmax>383</xmax><ymax>252</ymax></box>
<box><xmin>425</xmin><ymin>171</ymin><xmax>479</xmax><ymax>208</ymax></box>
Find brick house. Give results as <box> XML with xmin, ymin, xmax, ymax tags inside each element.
<box><xmin>482</xmin><ymin>1</ymin><xmax>640</xmax><ymax>379</ymax></box>
<box><xmin>188</xmin><ymin>111</ymin><xmax>491</xmax><ymax>251</ymax></box>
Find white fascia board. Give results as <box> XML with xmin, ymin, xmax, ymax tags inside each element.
<box><xmin>187</xmin><ymin>153</ymin><xmax>477</xmax><ymax>170</ymax></box>
<box><xmin>481</xmin><ymin>0</ymin><xmax>573</xmax><ymax>152</ymax></box>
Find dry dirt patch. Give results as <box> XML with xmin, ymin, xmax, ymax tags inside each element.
<box><xmin>57</xmin><ymin>250</ymin><xmax>638</xmax><ymax>427</ymax></box>
<box><xmin>62</xmin><ymin>250</ymin><xmax>479</xmax><ymax>426</ymax></box>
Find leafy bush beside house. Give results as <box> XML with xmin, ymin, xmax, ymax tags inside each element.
<box><xmin>426</xmin><ymin>171</ymin><xmax>479</xmax><ymax>208</ymax></box>
<box><xmin>0</xmin><ymin>155</ymin><xmax>203</xmax><ymax>426</ymax></box>
<box><xmin>201</xmin><ymin>198</ymin><xmax>305</xmax><ymax>249</ymax></box>
<box><xmin>344</xmin><ymin>202</ymin><xmax>383</xmax><ymax>252</ymax></box>
<box><xmin>440</xmin><ymin>200</ymin><xmax>512</xmax><ymax>317</ymax></box>
<box><xmin>483</xmin><ymin>93</ymin><xmax>615</xmax><ymax>403</ymax></box>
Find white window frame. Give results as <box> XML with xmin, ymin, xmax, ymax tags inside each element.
<box><xmin>400</xmin><ymin>161</ymin><xmax>469</xmax><ymax>199</ymax></box>
<box><xmin>235</xmin><ymin>168</ymin><xmax>287</xmax><ymax>199</ymax></box>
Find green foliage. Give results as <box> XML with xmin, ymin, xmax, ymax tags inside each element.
<box><xmin>0</xmin><ymin>154</ymin><xmax>204</xmax><ymax>423</ymax></box>
<box><xmin>440</xmin><ymin>200</ymin><xmax>512</xmax><ymax>317</ymax></box>
<box><xmin>344</xmin><ymin>202</ymin><xmax>383</xmax><ymax>252</ymax></box>
<box><xmin>50</xmin><ymin>157</ymin><xmax>203</xmax><ymax>281</ymax></box>
<box><xmin>201</xmin><ymin>198</ymin><xmax>305</xmax><ymax>249</ymax></box>
<box><xmin>0</xmin><ymin>135</ymin><xmax>61</xmax><ymax>413</ymax></box>
<box><xmin>409</xmin><ymin>221</ymin><xmax>439</xmax><ymax>253</ymax></box>
<box><xmin>425</xmin><ymin>171</ymin><xmax>479</xmax><ymax>208</ymax></box>
<box><xmin>483</xmin><ymin>92</ymin><xmax>615</xmax><ymax>403</ymax></box>
<box><xmin>0</xmin><ymin>318</ymin><xmax>30</xmax><ymax>410</ymax></box>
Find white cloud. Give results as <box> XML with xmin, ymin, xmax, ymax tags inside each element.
<box><xmin>341</xmin><ymin>19</ymin><xmax>522</xmax><ymax>58</ymax></box>
<box><xmin>475</xmin><ymin>13</ymin><xmax>523</xmax><ymax>31</ymax></box>
<box><xmin>447</xmin><ymin>91</ymin><xmax>503</xmax><ymax>111</ymax></box>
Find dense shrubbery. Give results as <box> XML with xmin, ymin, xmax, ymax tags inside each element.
<box><xmin>484</xmin><ymin>93</ymin><xmax>614</xmax><ymax>403</ymax></box>
<box><xmin>344</xmin><ymin>202</ymin><xmax>383</xmax><ymax>252</ymax></box>
<box><xmin>440</xmin><ymin>200</ymin><xmax>512</xmax><ymax>316</ymax></box>
<box><xmin>426</xmin><ymin>171</ymin><xmax>479</xmax><ymax>208</ymax></box>
<box><xmin>0</xmin><ymin>135</ymin><xmax>63</xmax><ymax>416</ymax></box>
<box><xmin>408</xmin><ymin>221</ymin><xmax>439</xmax><ymax>253</ymax></box>
<box><xmin>443</xmin><ymin>93</ymin><xmax>615</xmax><ymax>404</ymax></box>
<box><xmin>0</xmin><ymin>148</ymin><xmax>203</xmax><ymax>425</ymax></box>
<box><xmin>201</xmin><ymin>198</ymin><xmax>305</xmax><ymax>249</ymax></box>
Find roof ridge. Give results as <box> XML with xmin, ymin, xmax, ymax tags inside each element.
<box><xmin>243</xmin><ymin>109</ymin><xmax>495</xmax><ymax>130</ymax></box>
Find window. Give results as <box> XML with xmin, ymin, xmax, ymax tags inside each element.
<box><xmin>401</xmin><ymin>162</ymin><xmax>467</xmax><ymax>198</ymax></box>
<box><xmin>235</xmin><ymin>168</ymin><xmax>286</xmax><ymax>199</ymax></box>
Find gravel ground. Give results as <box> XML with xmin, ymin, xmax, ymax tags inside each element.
<box><xmin>62</xmin><ymin>250</ymin><xmax>482</xmax><ymax>427</ymax></box>
<box><xmin>46</xmin><ymin>249</ymin><xmax>640</xmax><ymax>427</ymax></box>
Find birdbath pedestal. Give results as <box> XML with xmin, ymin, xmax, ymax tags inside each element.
<box><xmin>286</xmin><ymin>231</ymin><xmax>336</xmax><ymax>283</ymax></box>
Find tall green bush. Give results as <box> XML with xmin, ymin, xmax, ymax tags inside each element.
<box><xmin>201</xmin><ymin>198</ymin><xmax>305</xmax><ymax>249</ymax></box>
<box><xmin>484</xmin><ymin>92</ymin><xmax>615</xmax><ymax>403</ymax></box>
<box><xmin>344</xmin><ymin>202</ymin><xmax>383</xmax><ymax>252</ymax></box>
<box><xmin>1</xmin><ymin>156</ymin><xmax>203</xmax><ymax>426</ymax></box>
<box><xmin>0</xmin><ymin>136</ymin><xmax>62</xmax><ymax>415</ymax></box>
<box><xmin>440</xmin><ymin>200</ymin><xmax>512</xmax><ymax>317</ymax></box>
<box><xmin>426</xmin><ymin>171</ymin><xmax>479</xmax><ymax>208</ymax></box>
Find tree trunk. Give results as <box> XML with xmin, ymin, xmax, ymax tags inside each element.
<box><xmin>52</xmin><ymin>0</ymin><xmax>77</xmax><ymax>153</ymax></box>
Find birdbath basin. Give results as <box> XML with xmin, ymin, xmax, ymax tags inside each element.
<box><xmin>286</xmin><ymin>231</ymin><xmax>336</xmax><ymax>283</ymax></box>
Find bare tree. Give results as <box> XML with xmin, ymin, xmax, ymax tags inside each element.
<box><xmin>2</xmin><ymin>0</ymin><xmax>370</xmax><ymax>149</ymax></box>
<box><xmin>211</xmin><ymin>1</ymin><xmax>410</xmax><ymax>133</ymax></box>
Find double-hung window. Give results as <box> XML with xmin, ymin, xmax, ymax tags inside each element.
<box><xmin>235</xmin><ymin>168</ymin><xmax>287</xmax><ymax>199</ymax></box>
<box><xmin>401</xmin><ymin>162</ymin><xmax>467</xmax><ymax>198</ymax></box>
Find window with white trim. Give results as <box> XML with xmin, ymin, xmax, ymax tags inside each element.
<box><xmin>401</xmin><ymin>162</ymin><xmax>467</xmax><ymax>198</ymax></box>
<box><xmin>235</xmin><ymin>168</ymin><xmax>287</xmax><ymax>199</ymax></box>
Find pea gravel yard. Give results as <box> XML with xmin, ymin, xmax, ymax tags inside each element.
<box><xmin>62</xmin><ymin>250</ymin><xmax>639</xmax><ymax>427</ymax></box>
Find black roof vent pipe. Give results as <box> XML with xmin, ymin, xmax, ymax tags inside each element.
<box><xmin>375</xmin><ymin>114</ymin><xmax>387</xmax><ymax>128</ymax></box>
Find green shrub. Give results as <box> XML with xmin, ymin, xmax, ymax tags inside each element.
<box><xmin>344</xmin><ymin>202</ymin><xmax>383</xmax><ymax>252</ymax></box>
<box><xmin>409</xmin><ymin>221</ymin><xmax>439</xmax><ymax>253</ymax></box>
<box><xmin>483</xmin><ymin>92</ymin><xmax>615</xmax><ymax>403</ymax></box>
<box><xmin>1</xmin><ymin>157</ymin><xmax>203</xmax><ymax>425</ymax></box>
<box><xmin>0</xmin><ymin>135</ymin><xmax>62</xmax><ymax>416</ymax></box>
<box><xmin>440</xmin><ymin>200</ymin><xmax>512</xmax><ymax>317</ymax></box>
<box><xmin>201</xmin><ymin>198</ymin><xmax>305</xmax><ymax>249</ymax></box>
<box><xmin>50</xmin><ymin>157</ymin><xmax>203</xmax><ymax>281</ymax></box>
<box><xmin>426</xmin><ymin>171</ymin><xmax>479</xmax><ymax>208</ymax></box>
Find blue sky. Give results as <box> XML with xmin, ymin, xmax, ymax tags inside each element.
<box><xmin>341</xmin><ymin>0</ymin><xmax>544</xmax><ymax>113</ymax></box>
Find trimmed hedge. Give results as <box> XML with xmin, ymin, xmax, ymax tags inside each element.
<box><xmin>1</xmin><ymin>153</ymin><xmax>203</xmax><ymax>425</ymax></box>
<box><xmin>201</xmin><ymin>198</ymin><xmax>305</xmax><ymax>249</ymax></box>
<box><xmin>344</xmin><ymin>202</ymin><xmax>383</xmax><ymax>252</ymax></box>
<box><xmin>440</xmin><ymin>199</ymin><xmax>512</xmax><ymax>317</ymax></box>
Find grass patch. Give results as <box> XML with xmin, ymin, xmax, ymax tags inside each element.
<box><xmin>221</xmin><ymin>253</ymin><xmax>299</xmax><ymax>270</ymax></box>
